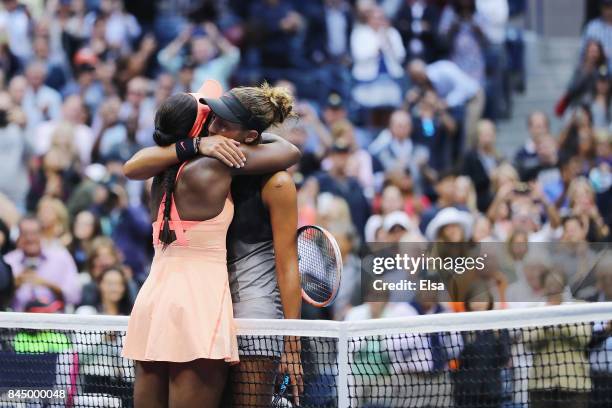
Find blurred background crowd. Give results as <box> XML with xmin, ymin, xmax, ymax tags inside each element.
<box><xmin>0</xmin><ymin>0</ymin><xmax>609</xmax><ymax>319</ymax></box>
<box><xmin>0</xmin><ymin>1</ymin><xmax>610</xmax><ymax>407</ymax></box>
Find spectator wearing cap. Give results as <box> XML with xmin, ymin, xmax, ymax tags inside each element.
<box><xmin>383</xmin><ymin>210</ymin><xmax>423</xmax><ymax>242</ymax></box>
<box><xmin>22</xmin><ymin>61</ymin><xmax>62</xmax><ymax>131</ymax></box>
<box><xmin>425</xmin><ymin>206</ymin><xmax>473</xmax><ymax>242</ymax></box>
<box><xmin>158</xmin><ymin>23</ymin><xmax>240</xmax><ymax>92</ymax></box>
<box><xmin>370</xmin><ymin>110</ymin><xmax>430</xmax><ymax>193</ymax></box>
<box><xmin>3</xmin><ymin>216</ymin><xmax>81</xmax><ymax>312</ymax></box>
<box><xmin>460</xmin><ymin>119</ymin><xmax>504</xmax><ymax>212</ymax></box>
<box><xmin>310</xmin><ymin>140</ymin><xmax>371</xmax><ymax>237</ymax></box>
<box><xmin>582</xmin><ymin>0</ymin><xmax>612</xmax><ymax>69</ymax></box>
<box><xmin>62</xmin><ymin>48</ymin><xmax>106</xmax><ymax>113</ymax></box>
<box><xmin>350</xmin><ymin>6</ymin><xmax>406</xmax><ymax>108</ymax></box>
<box><xmin>321</xmin><ymin>92</ymin><xmax>372</xmax><ymax>149</ymax></box>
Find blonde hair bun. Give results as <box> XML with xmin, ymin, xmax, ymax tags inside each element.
<box><xmin>260</xmin><ymin>82</ymin><xmax>294</xmax><ymax>123</ymax></box>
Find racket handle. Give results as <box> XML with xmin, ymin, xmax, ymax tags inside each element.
<box><xmin>279</xmin><ymin>373</ymin><xmax>290</xmax><ymax>394</ymax></box>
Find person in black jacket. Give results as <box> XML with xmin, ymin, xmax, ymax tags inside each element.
<box><xmin>453</xmin><ymin>285</ymin><xmax>511</xmax><ymax>408</ymax></box>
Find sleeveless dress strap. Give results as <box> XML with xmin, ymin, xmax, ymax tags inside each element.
<box><xmin>152</xmin><ymin>162</ymin><xmax>190</xmax><ymax>246</ymax></box>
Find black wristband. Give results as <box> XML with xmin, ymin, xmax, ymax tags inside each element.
<box><xmin>175</xmin><ymin>138</ymin><xmax>198</xmax><ymax>162</ymax></box>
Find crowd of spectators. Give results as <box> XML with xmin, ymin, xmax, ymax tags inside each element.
<box><xmin>0</xmin><ymin>0</ymin><xmax>610</xmax><ymax>406</ymax></box>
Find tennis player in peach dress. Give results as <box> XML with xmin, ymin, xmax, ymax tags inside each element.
<box><xmin>122</xmin><ymin>81</ymin><xmax>300</xmax><ymax>408</ymax></box>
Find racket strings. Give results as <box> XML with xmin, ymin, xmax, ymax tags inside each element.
<box><xmin>298</xmin><ymin>228</ymin><xmax>339</xmax><ymax>304</ymax></box>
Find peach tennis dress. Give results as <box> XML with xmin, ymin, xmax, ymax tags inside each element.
<box><xmin>122</xmin><ymin>163</ymin><xmax>239</xmax><ymax>363</ymax></box>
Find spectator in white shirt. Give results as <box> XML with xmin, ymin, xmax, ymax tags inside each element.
<box><xmin>476</xmin><ymin>0</ymin><xmax>510</xmax><ymax>119</ymax></box>
<box><xmin>351</xmin><ymin>6</ymin><xmax>406</xmax><ymax>108</ymax></box>
<box><xmin>0</xmin><ymin>0</ymin><xmax>32</xmax><ymax>62</ymax></box>
<box><xmin>34</xmin><ymin>95</ymin><xmax>94</xmax><ymax>165</ymax></box>
<box><xmin>22</xmin><ymin>61</ymin><xmax>62</xmax><ymax>132</ymax></box>
<box><xmin>370</xmin><ymin>109</ymin><xmax>430</xmax><ymax>192</ymax></box>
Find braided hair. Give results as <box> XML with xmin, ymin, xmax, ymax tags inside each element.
<box><xmin>151</xmin><ymin>93</ymin><xmax>198</xmax><ymax>247</ymax></box>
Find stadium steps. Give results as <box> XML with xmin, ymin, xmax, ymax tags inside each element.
<box><xmin>496</xmin><ymin>32</ymin><xmax>582</xmax><ymax>158</ymax></box>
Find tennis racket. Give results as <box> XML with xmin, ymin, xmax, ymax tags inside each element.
<box><xmin>272</xmin><ymin>225</ymin><xmax>343</xmax><ymax>407</ymax></box>
<box><xmin>297</xmin><ymin>225</ymin><xmax>343</xmax><ymax>308</ymax></box>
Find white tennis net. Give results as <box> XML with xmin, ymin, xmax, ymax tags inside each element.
<box><xmin>0</xmin><ymin>302</ymin><xmax>611</xmax><ymax>407</ymax></box>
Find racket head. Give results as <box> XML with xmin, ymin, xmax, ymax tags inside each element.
<box><xmin>297</xmin><ymin>225</ymin><xmax>343</xmax><ymax>308</ymax></box>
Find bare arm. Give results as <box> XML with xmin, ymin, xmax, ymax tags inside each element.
<box><xmin>123</xmin><ymin>133</ymin><xmax>300</xmax><ymax>180</ymax></box>
<box><xmin>262</xmin><ymin>171</ymin><xmax>301</xmax><ymax>319</ymax></box>
<box><xmin>123</xmin><ymin>144</ymin><xmax>180</xmax><ymax>180</ymax></box>
<box><xmin>235</xmin><ymin>135</ymin><xmax>301</xmax><ymax>175</ymax></box>
<box><xmin>262</xmin><ymin>171</ymin><xmax>304</xmax><ymax>403</ymax></box>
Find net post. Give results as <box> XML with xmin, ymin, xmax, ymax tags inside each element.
<box><xmin>337</xmin><ymin>326</ymin><xmax>350</xmax><ymax>408</ymax></box>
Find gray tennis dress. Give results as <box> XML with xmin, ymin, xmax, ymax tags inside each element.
<box><xmin>227</xmin><ymin>175</ymin><xmax>284</xmax><ymax>321</ymax></box>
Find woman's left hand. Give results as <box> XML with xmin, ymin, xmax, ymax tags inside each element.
<box><xmin>198</xmin><ymin>135</ymin><xmax>246</xmax><ymax>168</ymax></box>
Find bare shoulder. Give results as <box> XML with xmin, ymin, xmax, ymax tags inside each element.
<box><xmin>262</xmin><ymin>171</ymin><xmax>296</xmax><ymax>207</ymax></box>
<box><xmin>264</xmin><ymin>171</ymin><xmax>294</xmax><ymax>190</ymax></box>
<box><xmin>180</xmin><ymin>157</ymin><xmax>231</xmax><ymax>191</ymax></box>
